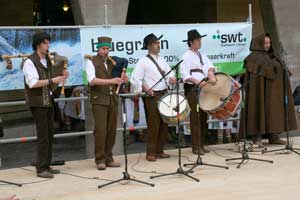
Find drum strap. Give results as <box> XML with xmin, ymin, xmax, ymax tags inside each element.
<box><xmin>147</xmin><ymin>55</ymin><xmax>170</xmax><ymax>90</ymax></box>
<box><xmin>196</xmin><ymin>51</ymin><xmax>204</xmax><ymax>65</ymax></box>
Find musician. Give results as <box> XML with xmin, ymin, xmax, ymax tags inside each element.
<box><xmin>22</xmin><ymin>31</ymin><xmax>68</xmax><ymax>178</ymax></box>
<box><xmin>180</xmin><ymin>29</ymin><xmax>216</xmax><ymax>155</ymax></box>
<box><xmin>130</xmin><ymin>33</ymin><xmax>176</xmax><ymax>162</ymax></box>
<box><xmin>85</xmin><ymin>36</ymin><xmax>127</xmax><ymax>170</ymax></box>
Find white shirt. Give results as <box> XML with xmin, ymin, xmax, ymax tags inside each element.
<box><xmin>130</xmin><ymin>54</ymin><xmax>174</xmax><ymax>93</ymax></box>
<box><xmin>180</xmin><ymin>49</ymin><xmax>215</xmax><ymax>83</ymax></box>
<box><xmin>85</xmin><ymin>58</ymin><xmax>108</xmax><ymax>84</ymax></box>
<box><xmin>22</xmin><ymin>58</ymin><xmax>48</xmax><ymax>88</ymax></box>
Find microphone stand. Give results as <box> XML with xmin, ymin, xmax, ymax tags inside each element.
<box><xmin>225</xmin><ymin>85</ymin><xmax>274</xmax><ymax>168</ymax></box>
<box><xmin>98</xmin><ymin>95</ymin><xmax>154</xmax><ymax>189</ymax></box>
<box><xmin>149</xmin><ymin>61</ymin><xmax>199</xmax><ymax>182</ymax></box>
<box><xmin>0</xmin><ymin>157</ymin><xmax>22</xmax><ymax>187</ymax></box>
<box><xmin>0</xmin><ymin>179</ymin><xmax>22</xmax><ymax>187</ymax></box>
<box><xmin>183</xmin><ymin>86</ymin><xmax>229</xmax><ymax>170</ymax></box>
<box><xmin>262</xmin><ymin>43</ymin><xmax>300</xmax><ymax>155</ymax></box>
<box><xmin>0</xmin><ymin>120</ymin><xmax>22</xmax><ymax>187</ymax></box>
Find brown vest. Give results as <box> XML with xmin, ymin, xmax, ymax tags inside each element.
<box><xmin>90</xmin><ymin>55</ymin><xmax>117</xmax><ymax>105</ymax></box>
<box><xmin>24</xmin><ymin>52</ymin><xmax>55</xmax><ymax>107</ymax></box>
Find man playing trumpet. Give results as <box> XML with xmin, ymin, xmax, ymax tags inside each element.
<box><xmin>85</xmin><ymin>36</ymin><xmax>128</xmax><ymax>170</ymax></box>
<box><xmin>22</xmin><ymin>31</ymin><xmax>69</xmax><ymax>178</ymax></box>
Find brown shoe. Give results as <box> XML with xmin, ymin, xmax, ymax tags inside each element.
<box><xmin>146</xmin><ymin>155</ymin><xmax>157</xmax><ymax>162</ymax></box>
<box><xmin>192</xmin><ymin>149</ymin><xmax>205</xmax><ymax>155</ymax></box>
<box><xmin>48</xmin><ymin>168</ymin><xmax>60</xmax><ymax>174</ymax></box>
<box><xmin>269</xmin><ymin>134</ymin><xmax>287</xmax><ymax>145</ymax></box>
<box><xmin>37</xmin><ymin>171</ymin><xmax>54</xmax><ymax>178</ymax></box>
<box><xmin>96</xmin><ymin>163</ymin><xmax>106</xmax><ymax>170</ymax></box>
<box><xmin>157</xmin><ymin>152</ymin><xmax>170</xmax><ymax>159</ymax></box>
<box><xmin>106</xmin><ymin>161</ymin><xmax>121</xmax><ymax>168</ymax></box>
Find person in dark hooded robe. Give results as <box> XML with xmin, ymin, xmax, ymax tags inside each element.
<box><xmin>239</xmin><ymin>33</ymin><xmax>297</xmax><ymax>147</ymax></box>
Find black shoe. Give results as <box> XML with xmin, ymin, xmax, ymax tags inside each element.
<box><xmin>252</xmin><ymin>134</ymin><xmax>264</xmax><ymax>148</ymax></box>
<box><xmin>48</xmin><ymin>168</ymin><xmax>60</xmax><ymax>174</ymax></box>
<box><xmin>269</xmin><ymin>134</ymin><xmax>286</xmax><ymax>145</ymax></box>
<box><xmin>37</xmin><ymin>171</ymin><xmax>54</xmax><ymax>178</ymax></box>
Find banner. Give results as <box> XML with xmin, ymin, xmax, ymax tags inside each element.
<box><xmin>0</xmin><ymin>23</ymin><xmax>252</xmax><ymax>91</ymax></box>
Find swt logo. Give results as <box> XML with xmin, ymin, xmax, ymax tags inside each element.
<box><xmin>213</xmin><ymin>30</ymin><xmax>247</xmax><ymax>44</ymax></box>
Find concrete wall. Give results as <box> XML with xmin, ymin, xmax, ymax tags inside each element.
<box><xmin>260</xmin><ymin>0</ymin><xmax>300</xmax><ymax>90</ymax></box>
<box><xmin>260</xmin><ymin>0</ymin><xmax>300</xmax><ymax>128</ymax></box>
<box><xmin>217</xmin><ymin>0</ymin><xmax>264</xmax><ymax>37</ymax></box>
<box><xmin>71</xmin><ymin>0</ymin><xmax>129</xmax><ymax>25</ymax></box>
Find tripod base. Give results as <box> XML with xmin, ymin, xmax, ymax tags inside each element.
<box><xmin>98</xmin><ymin>171</ymin><xmax>154</xmax><ymax>189</ymax></box>
<box><xmin>226</xmin><ymin>151</ymin><xmax>273</xmax><ymax>168</ymax></box>
<box><xmin>184</xmin><ymin>157</ymin><xmax>229</xmax><ymax>170</ymax></box>
<box><xmin>0</xmin><ymin>180</ymin><xmax>22</xmax><ymax>187</ymax></box>
<box><xmin>150</xmin><ymin>166</ymin><xmax>199</xmax><ymax>182</ymax></box>
<box><xmin>262</xmin><ymin>143</ymin><xmax>300</xmax><ymax>155</ymax></box>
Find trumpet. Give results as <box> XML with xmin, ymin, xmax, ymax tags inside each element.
<box><xmin>116</xmin><ymin>67</ymin><xmax>126</xmax><ymax>94</ymax></box>
<box><xmin>1</xmin><ymin>54</ymin><xmax>30</xmax><ymax>70</ymax></box>
<box><xmin>1</xmin><ymin>54</ymin><xmax>31</xmax><ymax>60</ymax></box>
<box><xmin>2</xmin><ymin>52</ymin><xmax>56</xmax><ymax>70</ymax></box>
<box><xmin>48</xmin><ymin>51</ymin><xmax>56</xmax><ymax>66</ymax></box>
<box><xmin>61</xmin><ymin>60</ymin><xmax>68</xmax><ymax>95</ymax></box>
<box><xmin>107</xmin><ymin>55</ymin><xmax>116</xmax><ymax>66</ymax></box>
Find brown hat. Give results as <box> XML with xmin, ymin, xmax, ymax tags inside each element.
<box><xmin>96</xmin><ymin>37</ymin><xmax>112</xmax><ymax>49</ymax></box>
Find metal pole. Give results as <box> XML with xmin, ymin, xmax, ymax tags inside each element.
<box><xmin>104</xmin><ymin>4</ymin><xmax>110</xmax><ymax>27</ymax></box>
<box><xmin>0</xmin><ymin>96</ymin><xmax>88</xmax><ymax>107</ymax></box>
<box><xmin>248</xmin><ymin>2</ymin><xmax>252</xmax><ymax>23</ymax></box>
<box><xmin>0</xmin><ymin>125</ymin><xmax>147</xmax><ymax>144</ymax></box>
<box><xmin>0</xmin><ymin>115</ymin><xmax>241</xmax><ymax>145</ymax></box>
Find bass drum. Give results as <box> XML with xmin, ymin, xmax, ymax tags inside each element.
<box><xmin>158</xmin><ymin>93</ymin><xmax>190</xmax><ymax>124</ymax></box>
<box><xmin>199</xmin><ymin>72</ymin><xmax>241</xmax><ymax>120</ymax></box>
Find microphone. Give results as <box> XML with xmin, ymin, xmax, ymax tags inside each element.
<box><xmin>172</xmin><ymin>105</ymin><xmax>179</xmax><ymax>112</ymax></box>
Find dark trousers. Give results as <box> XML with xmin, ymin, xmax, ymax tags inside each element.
<box><xmin>184</xmin><ymin>84</ymin><xmax>208</xmax><ymax>151</ymax></box>
<box><xmin>143</xmin><ymin>92</ymin><xmax>168</xmax><ymax>156</ymax></box>
<box><xmin>30</xmin><ymin>106</ymin><xmax>54</xmax><ymax>173</ymax></box>
<box><xmin>92</xmin><ymin>99</ymin><xmax>118</xmax><ymax>165</ymax></box>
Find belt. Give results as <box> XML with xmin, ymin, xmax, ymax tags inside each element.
<box><xmin>152</xmin><ymin>89</ymin><xmax>167</xmax><ymax>96</ymax></box>
<box><xmin>183</xmin><ymin>83</ymin><xmax>200</xmax><ymax>95</ymax></box>
<box><xmin>190</xmin><ymin>69</ymin><xmax>204</xmax><ymax>75</ymax></box>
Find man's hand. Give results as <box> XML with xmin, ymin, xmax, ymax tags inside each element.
<box><xmin>110</xmin><ymin>77</ymin><xmax>123</xmax><ymax>85</ymax></box>
<box><xmin>146</xmin><ymin>89</ymin><xmax>155</xmax><ymax>96</ymax></box>
<box><xmin>52</xmin><ymin>76</ymin><xmax>65</xmax><ymax>84</ymax></box>
<box><xmin>169</xmin><ymin>77</ymin><xmax>177</xmax><ymax>84</ymax></box>
<box><xmin>234</xmin><ymin>80</ymin><xmax>241</xmax><ymax>87</ymax></box>
<box><xmin>142</xmin><ymin>85</ymin><xmax>154</xmax><ymax>96</ymax></box>
<box><xmin>197</xmin><ymin>80</ymin><xmax>207</xmax><ymax>88</ymax></box>
<box><xmin>207</xmin><ymin>68</ymin><xmax>216</xmax><ymax>84</ymax></box>
<box><xmin>63</xmin><ymin>70</ymin><xmax>69</xmax><ymax>79</ymax></box>
<box><xmin>122</xmin><ymin>73</ymin><xmax>129</xmax><ymax>83</ymax></box>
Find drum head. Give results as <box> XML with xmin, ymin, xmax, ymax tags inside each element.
<box><xmin>158</xmin><ymin>94</ymin><xmax>187</xmax><ymax>117</ymax></box>
<box><xmin>199</xmin><ymin>73</ymin><xmax>234</xmax><ymax>111</ymax></box>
